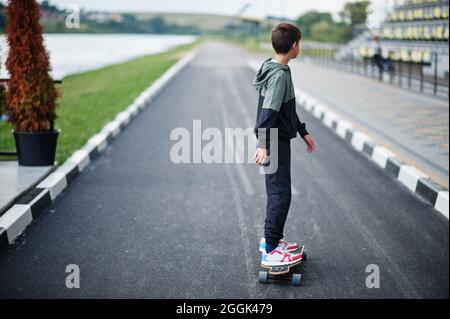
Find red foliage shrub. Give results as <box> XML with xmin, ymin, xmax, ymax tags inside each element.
<box><xmin>6</xmin><ymin>0</ymin><xmax>59</xmax><ymax>132</ymax></box>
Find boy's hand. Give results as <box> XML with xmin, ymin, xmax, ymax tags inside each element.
<box><xmin>303</xmin><ymin>134</ymin><xmax>316</xmax><ymax>153</ymax></box>
<box><xmin>253</xmin><ymin>148</ymin><xmax>268</xmax><ymax>166</ymax></box>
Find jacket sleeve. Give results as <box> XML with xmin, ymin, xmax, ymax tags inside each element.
<box><xmin>255</xmin><ymin>72</ymin><xmax>286</xmax><ymax>149</ymax></box>
<box><xmin>296</xmin><ymin>113</ymin><xmax>309</xmax><ymax>138</ymax></box>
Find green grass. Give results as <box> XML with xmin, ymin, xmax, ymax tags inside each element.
<box><xmin>0</xmin><ymin>40</ymin><xmax>201</xmax><ymax>164</ymax></box>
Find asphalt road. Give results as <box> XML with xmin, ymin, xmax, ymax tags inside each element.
<box><xmin>0</xmin><ymin>41</ymin><xmax>448</xmax><ymax>298</ymax></box>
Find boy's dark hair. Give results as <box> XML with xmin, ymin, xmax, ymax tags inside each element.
<box><xmin>271</xmin><ymin>23</ymin><xmax>302</xmax><ymax>54</ymax></box>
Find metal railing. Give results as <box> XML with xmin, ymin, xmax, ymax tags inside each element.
<box><xmin>301</xmin><ymin>41</ymin><xmax>449</xmax><ymax>99</ymax></box>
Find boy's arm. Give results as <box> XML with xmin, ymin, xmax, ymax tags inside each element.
<box><xmin>296</xmin><ymin>113</ymin><xmax>309</xmax><ymax>138</ymax></box>
<box><xmin>296</xmin><ymin>112</ymin><xmax>316</xmax><ymax>153</ymax></box>
<box><xmin>255</xmin><ymin>72</ymin><xmax>286</xmax><ymax>149</ymax></box>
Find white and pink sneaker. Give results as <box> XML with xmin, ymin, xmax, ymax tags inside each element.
<box><xmin>259</xmin><ymin>237</ymin><xmax>299</xmax><ymax>253</ymax></box>
<box><xmin>261</xmin><ymin>249</ymin><xmax>302</xmax><ymax>267</ymax></box>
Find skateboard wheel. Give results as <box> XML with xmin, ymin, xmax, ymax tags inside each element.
<box><xmin>258</xmin><ymin>271</ymin><xmax>269</xmax><ymax>284</ymax></box>
<box><xmin>302</xmin><ymin>251</ymin><xmax>307</xmax><ymax>261</ymax></box>
<box><xmin>292</xmin><ymin>274</ymin><xmax>302</xmax><ymax>286</ymax></box>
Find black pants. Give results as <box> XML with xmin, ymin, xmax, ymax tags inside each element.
<box><xmin>372</xmin><ymin>54</ymin><xmax>383</xmax><ymax>79</ymax></box>
<box><xmin>264</xmin><ymin>138</ymin><xmax>291</xmax><ymax>245</ymax></box>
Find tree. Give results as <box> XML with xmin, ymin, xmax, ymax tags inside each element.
<box><xmin>40</xmin><ymin>0</ymin><xmax>61</xmax><ymax>14</ymax></box>
<box><xmin>296</xmin><ymin>11</ymin><xmax>334</xmax><ymax>38</ymax></box>
<box><xmin>5</xmin><ymin>0</ymin><xmax>58</xmax><ymax>132</ymax></box>
<box><xmin>339</xmin><ymin>1</ymin><xmax>372</xmax><ymax>26</ymax></box>
<box><xmin>294</xmin><ymin>1</ymin><xmax>371</xmax><ymax>43</ymax></box>
<box><xmin>149</xmin><ymin>16</ymin><xmax>167</xmax><ymax>34</ymax></box>
<box><xmin>310</xmin><ymin>21</ymin><xmax>352</xmax><ymax>43</ymax></box>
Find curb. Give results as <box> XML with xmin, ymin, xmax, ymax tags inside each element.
<box><xmin>0</xmin><ymin>165</ymin><xmax>57</xmax><ymax>217</ymax></box>
<box><xmin>247</xmin><ymin>59</ymin><xmax>449</xmax><ymax>220</ymax></box>
<box><xmin>0</xmin><ymin>48</ymin><xmax>199</xmax><ymax>250</ymax></box>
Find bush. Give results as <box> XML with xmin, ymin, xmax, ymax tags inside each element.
<box><xmin>5</xmin><ymin>0</ymin><xmax>59</xmax><ymax>132</ymax></box>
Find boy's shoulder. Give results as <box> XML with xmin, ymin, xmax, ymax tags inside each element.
<box><xmin>271</xmin><ymin>68</ymin><xmax>289</xmax><ymax>80</ymax></box>
<box><xmin>271</xmin><ymin>70</ymin><xmax>290</xmax><ymax>87</ymax></box>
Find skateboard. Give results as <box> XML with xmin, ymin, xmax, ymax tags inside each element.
<box><xmin>258</xmin><ymin>245</ymin><xmax>307</xmax><ymax>286</ymax></box>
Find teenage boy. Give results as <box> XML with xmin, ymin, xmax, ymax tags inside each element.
<box><xmin>253</xmin><ymin>23</ymin><xmax>316</xmax><ymax>267</ymax></box>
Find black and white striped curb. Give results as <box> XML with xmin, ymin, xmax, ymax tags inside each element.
<box><xmin>0</xmin><ymin>49</ymin><xmax>199</xmax><ymax>250</ymax></box>
<box><xmin>247</xmin><ymin>59</ymin><xmax>449</xmax><ymax>220</ymax></box>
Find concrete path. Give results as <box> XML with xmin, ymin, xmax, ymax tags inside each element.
<box><xmin>0</xmin><ymin>162</ymin><xmax>54</xmax><ymax>215</ymax></box>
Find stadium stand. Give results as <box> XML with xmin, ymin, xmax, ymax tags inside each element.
<box><xmin>358</xmin><ymin>0</ymin><xmax>448</xmax><ymax>71</ymax></box>
<box><xmin>328</xmin><ymin>0</ymin><xmax>447</xmax><ymax>96</ymax></box>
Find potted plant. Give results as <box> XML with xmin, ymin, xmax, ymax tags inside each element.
<box><xmin>5</xmin><ymin>0</ymin><xmax>59</xmax><ymax>166</ymax></box>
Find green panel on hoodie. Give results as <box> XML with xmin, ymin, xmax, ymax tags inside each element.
<box><xmin>253</xmin><ymin>59</ymin><xmax>296</xmax><ymax>109</ymax></box>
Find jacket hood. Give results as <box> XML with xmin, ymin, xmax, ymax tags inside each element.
<box><xmin>253</xmin><ymin>58</ymin><xmax>290</xmax><ymax>91</ymax></box>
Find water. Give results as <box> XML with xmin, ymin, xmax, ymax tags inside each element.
<box><xmin>0</xmin><ymin>34</ymin><xmax>196</xmax><ymax>79</ymax></box>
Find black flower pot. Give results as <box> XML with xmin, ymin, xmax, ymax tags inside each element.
<box><xmin>13</xmin><ymin>129</ymin><xmax>60</xmax><ymax>166</ymax></box>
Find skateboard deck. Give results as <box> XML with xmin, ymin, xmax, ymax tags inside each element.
<box><xmin>258</xmin><ymin>245</ymin><xmax>306</xmax><ymax>286</ymax></box>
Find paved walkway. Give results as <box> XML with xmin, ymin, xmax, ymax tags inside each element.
<box><xmin>285</xmin><ymin>58</ymin><xmax>449</xmax><ymax>188</ymax></box>
<box><xmin>0</xmin><ymin>41</ymin><xmax>447</xmax><ymax>298</ymax></box>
